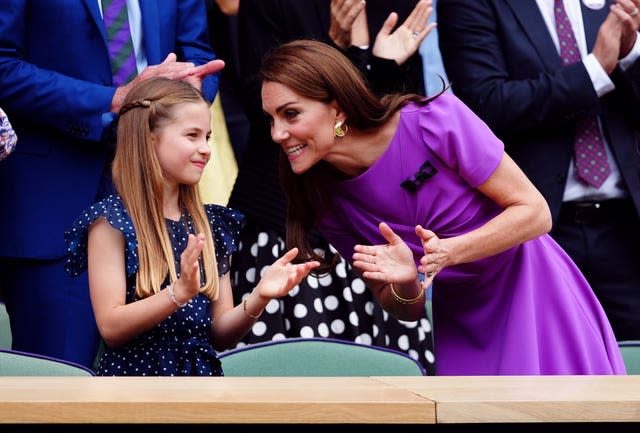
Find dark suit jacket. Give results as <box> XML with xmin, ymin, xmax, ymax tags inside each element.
<box><xmin>437</xmin><ymin>0</ymin><xmax>640</xmax><ymax>223</ymax></box>
<box><xmin>230</xmin><ymin>0</ymin><xmax>426</xmax><ymax>233</ymax></box>
<box><xmin>0</xmin><ymin>0</ymin><xmax>217</xmax><ymax>259</ymax></box>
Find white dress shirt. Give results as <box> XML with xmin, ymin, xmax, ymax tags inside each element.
<box><xmin>536</xmin><ymin>0</ymin><xmax>640</xmax><ymax>201</ymax></box>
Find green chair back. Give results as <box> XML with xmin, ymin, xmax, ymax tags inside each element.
<box><xmin>619</xmin><ymin>340</ymin><xmax>640</xmax><ymax>375</ymax></box>
<box><xmin>0</xmin><ymin>349</ymin><xmax>95</xmax><ymax>376</ymax></box>
<box><xmin>0</xmin><ymin>303</ymin><xmax>11</xmax><ymax>349</ymax></box>
<box><xmin>218</xmin><ymin>337</ymin><xmax>425</xmax><ymax>376</ymax></box>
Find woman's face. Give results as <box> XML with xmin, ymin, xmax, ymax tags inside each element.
<box><xmin>262</xmin><ymin>81</ymin><xmax>339</xmax><ymax>174</ymax></box>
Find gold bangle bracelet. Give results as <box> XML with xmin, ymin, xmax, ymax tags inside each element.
<box><xmin>389</xmin><ymin>282</ymin><xmax>425</xmax><ymax>305</ymax></box>
<box><xmin>243</xmin><ymin>299</ymin><xmax>261</xmax><ymax>319</ymax></box>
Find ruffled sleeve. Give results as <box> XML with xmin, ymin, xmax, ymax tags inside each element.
<box><xmin>64</xmin><ymin>195</ymin><xmax>139</xmax><ymax>278</ymax></box>
<box><xmin>205</xmin><ymin>204</ymin><xmax>244</xmax><ymax>275</ymax></box>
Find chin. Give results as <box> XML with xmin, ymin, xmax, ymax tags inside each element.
<box><xmin>290</xmin><ymin>162</ymin><xmax>311</xmax><ymax>175</ymax></box>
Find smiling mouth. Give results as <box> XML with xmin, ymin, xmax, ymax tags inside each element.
<box><xmin>286</xmin><ymin>144</ymin><xmax>307</xmax><ymax>155</ymax></box>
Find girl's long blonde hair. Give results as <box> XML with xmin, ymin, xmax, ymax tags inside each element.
<box><xmin>112</xmin><ymin>77</ymin><xmax>219</xmax><ymax>301</ymax></box>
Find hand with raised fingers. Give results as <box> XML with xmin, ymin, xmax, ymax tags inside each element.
<box><xmin>171</xmin><ymin>233</ymin><xmax>206</xmax><ymax>305</ymax></box>
<box><xmin>111</xmin><ymin>53</ymin><xmax>203</xmax><ymax>112</ymax></box>
<box><xmin>256</xmin><ymin>247</ymin><xmax>321</xmax><ymax>299</ymax></box>
<box><xmin>352</xmin><ymin>222</ymin><xmax>418</xmax><ymax>287</ymax></box>
<box><xmin>371</xmin><ymin>0</ymin><xmax>436</xmax><ymax>65</ymax></box>
<box><xmin>329</xmin><ymin>0</ymin><xmax>367</xmax><ymax>49</ymax></box>
<box><xmin>611</xmin><ymin>0</ymin><xmax>640</xmax><ymax>58</ymax></box>
<box><xmin>176</xmin><ymin>59</ymin><xmax>226</xmax><ymax>91</ymax></box>
<box><xmin>415</xmin><ymin>224</ymin><xmax>448</xmax><ymax>281</ymax></box>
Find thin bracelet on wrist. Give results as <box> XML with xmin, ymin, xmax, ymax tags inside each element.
<box><xmin>167</xmin><ymin>284</ymin><xmax>188</xmax><ymax>308</ymax></box>
<box><xmin>243</xmin><ymin>299</ymin><xmax>261</xmax><ymax>319</ymax></box>
<box><xmin>389</xmin><ymin>281</ymin><xmax>425</xmax><ymax>305</ymax></box>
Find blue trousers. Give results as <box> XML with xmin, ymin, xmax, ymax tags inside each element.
<box><xmin>0</xmin><ymin>257</ymin><xmax>100</xmax><ymax>368</ymax></box>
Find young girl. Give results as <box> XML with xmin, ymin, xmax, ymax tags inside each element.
<box><xmin>64</xmin><ymin>77</ymin><xmax>319</xmax><ymax>376</ymax></box>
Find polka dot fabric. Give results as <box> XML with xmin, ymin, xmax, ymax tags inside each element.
<box><xmin>227</xmin><ymin>222</ymin><xmax>436</xmax><ymax>374</ymax></box>
<box><xmin>64</xmin><ymin>194</ymin><xmax>244</xmax><ymax>376</ymax></box>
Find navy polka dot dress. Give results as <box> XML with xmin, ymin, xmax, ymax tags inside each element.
<box><xmin>65</xmin><ymin>195</ymin><xmax>244</xmax><ymax>376</ymax></box>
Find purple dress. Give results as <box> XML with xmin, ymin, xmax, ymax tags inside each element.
<box><xmin>318</xmin><ymin>93</ymin><xmax>625</xmax><ymax>375</ymax></box>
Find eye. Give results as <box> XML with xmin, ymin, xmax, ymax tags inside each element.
<box><xmin>284</xmin><ymin>109</ymin><xmax>299</xmax><ymax>120</ymax></box>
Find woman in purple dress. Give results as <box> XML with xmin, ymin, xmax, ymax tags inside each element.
<box><xmin>260</xmin><ymin>40</ymin><xmax>625</xmax><ymax>375</ymax></box>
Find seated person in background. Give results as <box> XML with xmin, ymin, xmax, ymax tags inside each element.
<box><xmin>65</xmin><ymin>78</ymin><xmax>319</xmax><ymax>376</ymax></box>
<box><xmin>260</xmin><ymin>39</ymin><xmax>625</xmax><ymax>375</ymax></box>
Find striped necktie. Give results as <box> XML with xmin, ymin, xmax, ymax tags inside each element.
<box><xmin>102</xmin><ymin>0</ymin><xmax>137</xmax><ymax>87</ymax></box>
<box><xmin>554</xmin><ymin>0</ymin><xmax>610</xmax><ymax>188</ymax></box>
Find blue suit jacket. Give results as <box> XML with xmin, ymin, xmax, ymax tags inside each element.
<box><xmin>437</xmin><ymin>0</ymin><xmax>640</xmax><ymax>222</ymax></box>
<box><xmin>0</xmin><ymin>0</ymin><xmax>218</xmax><ymax>259</ymax></box>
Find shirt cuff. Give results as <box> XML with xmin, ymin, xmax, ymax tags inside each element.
<box><xmin>583</xmin><ymin>53</ymin><xmax>615</xmax><ymax>97</ymax></box>
<box><xmin>619</xmin><ymin>32</ymin><xmax>640</xmax><ymax>70</ymax></box>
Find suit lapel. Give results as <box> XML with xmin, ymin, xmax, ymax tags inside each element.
<box><xmin>83</xmin><ymin>0</ymin><xmax>107</xmax><ymax>42</ymax></box>
<box><xmin>505</xmin><ymin>0</ymin><xmax>561</xmax><ymax>71</ymax></box>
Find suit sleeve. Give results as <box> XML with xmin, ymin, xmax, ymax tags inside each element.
<box><xmin>0</xmin><ymin>0</ymin><xmax>116</xmax><ymax>143</ymax></box>
<box><xmin>175</xmin><ymin>0</ymin><xmax>219</xmax><ymax>102</ymax></box>
<box><xmin>617</xmin><ymin>53</ymin><xmax>640</xmax><ymax>112</ymax></box>
<box><xmin>436</xmin><ymin>0</ymin><xmax>600</xmax><ymax>138</ymax></box>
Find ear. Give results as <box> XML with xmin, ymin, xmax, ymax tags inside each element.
<box><xmin>330</xmin><ymin>100</ymin><xmax>346</xmax><ymax>123</ymax></box>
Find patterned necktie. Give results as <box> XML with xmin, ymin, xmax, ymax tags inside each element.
<box><xmin>554</xmin><ymin>0</ymin><xmax>610</xmax><ymax>188</ymax></box>
<box><xmin>102</xmin><ymin>0</ymin><xmax>137</xmax><ymax>87</ymax></box>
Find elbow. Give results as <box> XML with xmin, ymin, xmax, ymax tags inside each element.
<box><xmin>100</xmin><ymin>333</ymin><xmax>123</xmax><ymax>349</ymax></box>
<box><xmin>212</xmin><ymin>339</ymin><xmax>229</xmax><ymax>352</ymax></box>
<box><xmin>535</xmin><ymin>196</ymin><xmax>553</xmax><ymax>235</ymax></box>
<box><xmin>210</xmin><ymin>327</ymin><xmax>234</xmax><ymax>352</ymax></box>
<box><xmin>98</xmin><ymin>323</ymin><xmax>130</xmax><ymax>349</ymax></box>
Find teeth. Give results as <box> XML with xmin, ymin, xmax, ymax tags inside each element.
<box><xmin>287</xmin><ymin>144</ymin><xmax>305</xmax><ymax>154</ymax></box>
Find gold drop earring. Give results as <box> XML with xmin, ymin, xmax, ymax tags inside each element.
<box><xmin>334</xmin><ymin>120</ymin><xmax>348</xmax><ymax>138</ymax></box>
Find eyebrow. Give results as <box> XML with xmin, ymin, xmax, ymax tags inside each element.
<box><xmin>185</xmin><ymin>126</ymin><xmax>211</xmax><ymax>135</ymax></box>
<box><xmin>274</xmin><ymin>100</ymin><xmax>298</xmax><ymax>114</ymax></box>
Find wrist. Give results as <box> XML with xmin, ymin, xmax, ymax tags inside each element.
<box><xmin>167</xmin><ymin>283</ymin><xmax>189</xmax><ymax>308</ymax></box>
<box><xmin>243</xmin><ymin>298</ymin><xmax>262</xmax><ymax>320</ymax></box>
<box><xmin>110</xmin><ymin>85</ymin><xmax>128</xmax><ymax>113</ymax></box>
<box><xmin>389</xmin><ymin>278</ymin><xmax>425</xmax><ymax>305</ymax></box>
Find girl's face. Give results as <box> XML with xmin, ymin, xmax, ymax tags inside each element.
<box><xmin>152</xmin><ymin>101</ymin><xmax>211</xmax><ymax>187</ymax></box>
<box><xmin>262</xmin><ymin>81</ymin><xmax>340</xmax><ymax>174</ymax></box>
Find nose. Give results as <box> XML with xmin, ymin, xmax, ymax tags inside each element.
<box><xmin>271</xmin><ymin>120</ymin><xmax>289</xmax><ymax>143</ymax></box>
<box><xmin>199</xmin><ymin>139</ymin><xmax>212</xmax><ymax>158</ymax></box>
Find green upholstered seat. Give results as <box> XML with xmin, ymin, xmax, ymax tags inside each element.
<box><xmin>0</xmin><ymin>303</ymin><xmax>11</xmax><ymax>349</ymax></box>
<box><xmin>218</xmin><ymin>337</ymin><xmax>425</xmax><ymax>376</ymax></box>
<box><xmin>619</xmin><ymin>340</ymin><xmax>640</xmax><ymax>375</ymax></box>
<box><xmin>0</xmin><ymin>349</ymin><xmax>94</xmax><ymax>376</ymax></box>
